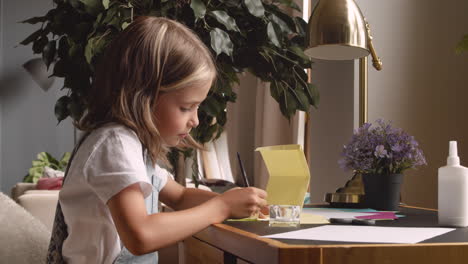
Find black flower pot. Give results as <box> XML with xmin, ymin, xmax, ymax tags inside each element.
<box><xmin>362</xmin><ymin>173</ymin><xmax>403</xmax><ymax>211</ymax></box>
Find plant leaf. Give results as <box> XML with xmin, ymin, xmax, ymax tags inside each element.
<box><xmin>85</xmin><ymin>33</ymin><xmax>110</xmax><ymax>64</ymax></box>
<box><xmin>59</xmin><ymin>152</ymin><xmax>71</xmax><ymax>169</ymax></box>
<box><xmin>58</xmin><ymin>37</ymin><xmax>69</xmax><ymax>58</ymax></box>
<box><xmin>270</xmin><ymin>14</ymin><xmax>292</xmax><ymax>34</ymax></box>
<box><xmin>267</xmin><ymin>22</ymin><xmax>281</xmax><ymax>47</ymax></box>
<box><xmin>42</xmin><ymin>40</ymin><xmax>56</xmax><ymax>69</ymax></box>
<box><xmin>32</xmin><ymin>160</ymin><xmax>45</xmax><ymax>167</ymax></box>
<box><xmin>20</xmin><ymin>29</ymin><xmax>43</xmax><ymax>46</ymax></box>
<box><xmin>68</xmin><ymin>95</ymin><xmax>85</xmax><ymax>121</ymax></box>
<box><xmin>285</xmin><ymin>89</ymin><xmax>298</xmax><ymax>117</ymax></box>
<box><xmin>305</xmin><ymin>83</ymin><xmax>320</xmax><ymax>108</ymax></box>
<box><xmin>292</xmin><ymin>87</ymin><xmax>309</xmax><ymax>111</ymax></box>
<box><xmin>68</xmin><ymin>43</ymin><xmax>82</xmax><ymax>59</ymax></box>
<box><xmin>102</xmin><ymin>0</ymin><xmax>110</xmax><ymax>9</ymax></box>
<box><xmin>52</xmin><ymin>59</ymin><xmax>67</xmax><ymax>77</ymax></box>
<box><xmin>201</xmin><ymin>96</ymin><xmax>223</xmax><ymax>116</ymax></box>
<box><xmin>122</xmin><ymin>22</ymin><xmax>130</xmax><ymax>30</ymax></box>
<box><xmin>55</xmin><ymin>96</ymin><xmax>71</xmax><ymax>122</ymax></box>
<box><xmin>69</xmin><ymin>0</ymin><xmax>83</xmax><ymax>9</ymax></box>
<box><xmin>271</xmin><ymin>0</ymin><xmax>301</xmax><ymax>12</ymax></box>
<box><xmin>209</xmin><ymin>11</ymin><xmax>240</xmax><ymax>32</ymax></box>
<box><xmin>278</xmin><ymin>97</ymin><xmax>288</xmax><ymax>117</ymax></box>
<box><xmin>37</xmin><ymin>152</ymin><xmax>48</xmax><ymax>162</ymax></box>
<box><xmin>288</xmin><ymin>45</ymin><xmax>309</xmax><ymax>62</ymax></box>
<box><xmin>20</xmin><ymin>16</ymin><xmax>48</xmax><ymax>24</ymax></box>
<box><xmin>270</xmin><ymin>81</ymin><xmax>282</xmax><ymax>101</ymax></box>
<box><xmin>29</xmin><ymin>167</ymin><xmax>44</xmax><ymax>183</ymax></box>
<box><xmin>294</xmin><ymin>17</ymin><xmax>307</xmax><ymax>36</ymax></box>
<box><xmin>23</xmin><ymin>174</ymin><xmax>34</xmax><ymax>183</ymax></box>
<box><xmin>244</xmin><ymin>0</ymin><xmax>265</xmax><ymax>17</ymax></box>
<box><xmin>455</xmin><ymin>34</ymin><xmax>468</xmax><ymax>54</ymax></box>
<box><xmin>190</xmin><ymin>0</ymin><xmax>206</xmax><ymax>19</ymax></box>
<box><xmin>102</xmin><ymin>5</ymin><xmax>118</xmax><ymax>24</ymax></box>
<box><xmin>45</xmin><ymin>152</ymin><xmax>60</xmax><ymax>165</ymax></box>
<box><xmin>210</xmin><ymin>28</ymin><xmax>234</xmax><ymax>56</ymax></box>
<box><xmin>225</xmin><ymin>0</ymin><xmax>242</xmax><ymax>8</ymax></box>
<box><xmin>32</xmin><ymin>36</ymin><xmax>49</xmax><ymax>54</ymax></box>
<box><xmin>80</xmin><ymin>0</ymin><xmax>103</xmax><ymax>16</ymax></box>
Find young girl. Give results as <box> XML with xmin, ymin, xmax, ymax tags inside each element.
<box><xmin>48</xmin><ymin>16</ymin><xmax>267</xmax><ymax>263</ymax></box>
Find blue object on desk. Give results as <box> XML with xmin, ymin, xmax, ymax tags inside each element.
<box><xmin>303</xmin><ymin>192</ymin><xmax>310</xmax><ymax>204</ymax></box>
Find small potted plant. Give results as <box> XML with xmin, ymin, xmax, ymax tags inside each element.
<box><xmin>23</xmin><ymin>152</ymin><xmax>70</xmax><ymax>183</ymax></box>
<box><xmin>339</xmin><ymin>119</ymin><xmax>427</xmax><ymax>210</ymax></box>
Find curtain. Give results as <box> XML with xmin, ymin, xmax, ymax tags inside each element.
<box><xmin>225</xmin><ymin>74</ymin><xmax>304</xmax><ymax>189</ymax></box>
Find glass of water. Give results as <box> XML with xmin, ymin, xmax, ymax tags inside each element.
<box><xmin>269</xmin><ymin>205</ymin><xmax>301</xmax><ymax>227</ymax></box>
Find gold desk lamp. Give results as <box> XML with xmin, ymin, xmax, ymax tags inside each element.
<box><xmin>305</xmin><ymin>0</ymin><xmax>382</xmax><ymax>206</ymax></box>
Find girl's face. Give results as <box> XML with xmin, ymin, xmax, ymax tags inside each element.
<box><xmin>154</xmin><ymin>83</ymin><xmax>211</xmax><ymax>146</ymax></box>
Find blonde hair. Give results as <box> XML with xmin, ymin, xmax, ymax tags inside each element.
<box><xmin>78</xmin><ymin>16</ymin><xmax>217</xmax><ymax>165</ymax></box>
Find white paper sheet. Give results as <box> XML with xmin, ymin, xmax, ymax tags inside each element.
<box><xmin>263</xmin><ymin>225</ymin><xmax>455</xmax><ymax>244</ymax></box>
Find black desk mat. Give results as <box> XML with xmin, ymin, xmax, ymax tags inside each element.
<box><xmin>222</xmin><ymin>207</ymin><xmax>468</xmax><ymax>245</ymax></box>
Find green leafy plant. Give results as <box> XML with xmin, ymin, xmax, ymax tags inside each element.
<box><xmin>23</xmin><ymin>152</ymin><xmax>71</xmax><ymax>183</ymax></box>
<box><xmin>20</xmin><ymin>0</ymin><xmax>318</xmax><ymax>145</ymax></box>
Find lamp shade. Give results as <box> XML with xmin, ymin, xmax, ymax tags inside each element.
<box><xmin>23</xmin><ymin>58</ymin><xmax>55</xmax><ymax>91</ymax></box>
<box><xmin>305</xmin><ymin>0</ymin><xmax>369</xmax><ymax>60</ymax></box>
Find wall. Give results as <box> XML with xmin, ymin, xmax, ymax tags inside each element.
<box><xmin>0</xmin><ymin>0</ymin><xmax>74</xmax><ymax>194</ymax></box>
<box><xmin>309</xmin><ymin>0</ymin><xmax>468</xmax><ymax>208</ymax></box>
<box><xmin>361</xmin><ymin>0</ymin><xmax>468</xmax><ymax>208</ymax></box>
<box><xmin>308</xmin><ymin>61</ymin><xmax>355</xmax><ymax>203</ymax></box>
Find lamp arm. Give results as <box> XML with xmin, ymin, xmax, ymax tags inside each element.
<box><xmin>364</xmin><ymin>19</ymin><xmax>383</xmax><ymax>71</ymax></box>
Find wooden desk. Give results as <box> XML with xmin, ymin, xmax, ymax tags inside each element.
<box><xmin>183</xmin><ymin>206</ymin><xmax>468</xmax><ymax>264</ymax></box>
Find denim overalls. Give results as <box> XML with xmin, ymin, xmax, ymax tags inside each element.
<box><xmin>113</xmin><ymin>157</ymin><xmax>162</xmax><ymax>264</ymax></box>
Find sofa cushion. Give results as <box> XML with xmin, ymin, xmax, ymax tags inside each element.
<box><xmin>18</xmin><ymin>191</ymin><xmax>59</xmax><ymax>231</ymax></box>
<box><xmin>0</xmin><ymin>192</ymin><xmax>50</xmax><ymax>264</ymax></box>
<box><xmin>10</xmin><ymin>182</ymin><xmax>37</xmax><ymax>202</ymax></box>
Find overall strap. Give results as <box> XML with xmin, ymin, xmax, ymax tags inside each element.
<box><xmin>62</xmin><ymin>132</ymin><xmax>91</xmax><ymax>182</ymax></box>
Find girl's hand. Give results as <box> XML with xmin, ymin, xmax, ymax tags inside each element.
<box><xmin>215</xmin><ymin>187</ymin><xmax>267</xmax><ymax>219</ymax></box>
<box><xmin>258</xmin><ymin>205</ymin><xmax>270</xmax><ymax>219</ymax></box>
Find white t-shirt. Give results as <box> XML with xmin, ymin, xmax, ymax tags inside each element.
<box><xmin>60</xmin><ymin>123</ymin><xmax>168</xmax><ymax>264</ymax></box>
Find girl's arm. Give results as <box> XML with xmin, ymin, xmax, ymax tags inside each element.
<box><xmin>107</xmin><ymin>181</ymin><xmax>266</xmax><ymax>256</ymax></box>
<box><xmin>158</xmin><ymin>177</ymin><xmax>218</xmax><ymax>210</ymax></box>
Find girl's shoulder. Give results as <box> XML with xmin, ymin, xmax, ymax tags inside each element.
<box><xmin>78</xmin><ymin>123</ymin><xmax>147</xmax><ymax>171</ymax></box>
<box><xmin>84</xmin><ymin>123</ymin><xmax>142</xmax><ymax>152</ymax></box>
<box><xmin>92</xmin><ymin>123</ymin><xmax>138</xmax><ymax>140</ymax></box>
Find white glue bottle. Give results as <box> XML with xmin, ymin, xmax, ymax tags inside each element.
<box><xmin>438</xmin><ymin>141</ymin><xmax>468</xmax><ymax>227</ymax></box>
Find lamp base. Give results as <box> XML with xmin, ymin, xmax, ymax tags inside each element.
<box><xmin>324</xmin><ymin>173</ymin><xmax>365</xmax><ymax>208</ymax></box>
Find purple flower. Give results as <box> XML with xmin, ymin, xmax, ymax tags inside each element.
<box><xmin>374</xmin><ymin>145</ymin><xmax>388</xmax><ymax>158</ymax></box>
<box><xmin>338</xmin><ymin>119</ymin><xmax>426</xmax><ymax>174</ymax></box>
<box><xmin>391</xmin><ymin>144</ymin><xmax>403</xmax><ymax>152</ymax></box>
